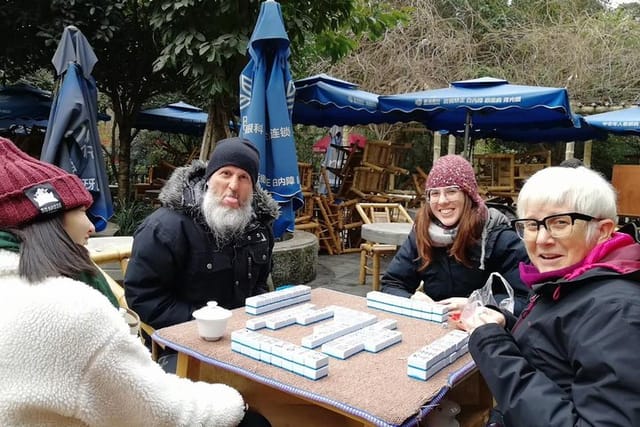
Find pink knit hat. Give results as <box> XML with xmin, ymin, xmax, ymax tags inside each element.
<box><xmin>426</xmin><ymin>155</ymin><xmax>484</xmax><ymax>207</ymax></box>
<box><xmin>0</xmin><ymin>137</ymin><xmax>93</xmax><ymax>229</ymax></box>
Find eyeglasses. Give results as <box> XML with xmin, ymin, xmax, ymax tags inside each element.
<box><xmin>426</xmin><ymin>186</ymin><xmax>462</xmax><ymax>202</ymax></box>
<box><xmin>511</xmin><ymin>212</ymin><xmax>597</xmax><ymax>241</ymax></box>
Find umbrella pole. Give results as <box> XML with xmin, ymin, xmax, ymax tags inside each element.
<box><xmin>463</xmin><ymin>112</ymin><xmax>472</xmax><ymax>159</ymax></box>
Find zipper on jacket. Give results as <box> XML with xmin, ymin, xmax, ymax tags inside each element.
<box><xmin>512</xmin><ymin>293</ymin><xmax>539</xmax><ymax>332</ymax></box>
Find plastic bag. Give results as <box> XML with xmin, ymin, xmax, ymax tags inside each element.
<box><xmin>460</xmin><ymin>272</ymin><xmax>514</xmax><ymax>325</ymax></box>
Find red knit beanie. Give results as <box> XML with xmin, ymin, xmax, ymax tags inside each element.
<box><xmin>0</xmin><ymin>137</ymin><xmax>93</xmax><ymax>229</ymax></box>
<box><xmin>426</xmin><ymin>155</ymin><xmax>485</xmax><ymax>207</ymax></box>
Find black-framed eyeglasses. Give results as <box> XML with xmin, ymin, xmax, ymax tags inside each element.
<box><xmin>511</xmin><ymin>212</ymin><xmax>597</xmax><ymax>241</ymax></box>
<box><xmin>425</xmin><ymin>186</ymin><xmax>462</xmax><ymax>202</ymax></box>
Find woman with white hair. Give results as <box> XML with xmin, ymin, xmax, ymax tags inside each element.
<box><xmin>463</xmin><ymin>166</ymin><xmax>640</xmax><ymax>426</ymax></box>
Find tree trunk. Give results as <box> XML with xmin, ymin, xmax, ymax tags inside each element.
<box><xmin>117</xmin><ymin>123</ymin><xmax>133</xmax><ymax>202</ymax></box>
<box><xmin>199</xmin><ymin>101</ymin><xmax>231</xmax><ymax>161</ymax></box>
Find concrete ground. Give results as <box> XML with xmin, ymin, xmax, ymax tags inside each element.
<box><xmin>304</xmin><ymin>251</ymin><xmax>393</xmax><ymax>297</ymax></box>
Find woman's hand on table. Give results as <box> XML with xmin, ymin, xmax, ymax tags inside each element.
<box><xmin>410</xmin><ymin>291</ymin><xmax>434</xmax><ymax>303</ymax></box>
<box><xmin>458</xmin><ymin>306</ymin><xmax>506</xmax><ymax>333</ymax></box>
<box><xmin>438</xmin><ymin>297</ymin><xmax>468</xmax><ymax>321</ymax></box>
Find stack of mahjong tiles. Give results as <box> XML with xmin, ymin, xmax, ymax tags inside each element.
<box><xmin>407</xmin><ymin>330</ymin><xmax>469</xmax><ymax>381</ymax></box>
<box><xmin>245</xmin><ymin>303</ymin><xmax>403</xmax><ymax>363</ymax></box>
<box><xmin>366</xmin><ymin>291</ymin><xmax>449</xmax><ymax>324</ymax></box>
<box><xmin>245</xmin><ymin>285</ymin><xmax>311</xmax><ymax>315</ymax></box>
<box><xmin>300</xmin><ymin>306</ymin><xmax>378</xmax><ymax>349</ymax></box>
<box><xmin>320</xmin><ymin>318</ymin><xmax>402</xmax><ymax>360</ymax></box>
<box><xmin>230</xmin><ymin>329</ymin><xmax>329</xmax><ymax>380</ymax></box>
<box><xmin>245</xmin><ymin>303</ymin><xmax>333</xmax><ymax>330</ymax></box>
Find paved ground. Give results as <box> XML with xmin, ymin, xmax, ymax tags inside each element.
<box><xmin>304</xmin><ymin>251</ymin><xmax>393</xmax><ymax>298</ymax></box>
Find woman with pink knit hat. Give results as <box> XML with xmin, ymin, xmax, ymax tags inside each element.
<box><xmin>381</xmin><ymin>154</ymin><xmax>530</xmax><ymax>316</ymax></box>
<box><xmin>0</xmin><ymin>137</ymin><xmax>270</xmax><ymax>426</ymax></box>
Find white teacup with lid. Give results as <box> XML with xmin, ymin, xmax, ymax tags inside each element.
<box><xmin>192</xmin><ymin>301</ymin><xmax>232</xmax><ymax>341</ymax></box>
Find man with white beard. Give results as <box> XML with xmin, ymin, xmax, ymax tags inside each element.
<box><xmin>125</xmin><ymin>137</ymin><xmax>279</xmax><ymax>372</ymax></box>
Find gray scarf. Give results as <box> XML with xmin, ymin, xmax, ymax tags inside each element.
<box><xmin>428</xmin><ymin>214</ymin><xmax>489</xmax><ymax>270</ymax></box>
<box><xmin>428</xmin><ymin>222</ymin><xmax>458</xmax><ymax>247</ymax></box>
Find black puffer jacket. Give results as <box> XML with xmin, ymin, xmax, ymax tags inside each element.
<box><xmin>470</xmin><ymin>231</ymin><xmax>640</xmax><ymax>427</ymax></box>
<box><xmin>124</xmin><ymin>160</ymin><xmax>280</xmax><ymax>330</ymax></box>
<box><xmin>381</xmin><ymin>208</ymin><xmax>530</xmax><ymax>315</ymax></box>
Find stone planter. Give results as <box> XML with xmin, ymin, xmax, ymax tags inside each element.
<box><xmin>271</xmin><ymin>231</ymin><xmax>319</xmax><ymax>287</ymax></box>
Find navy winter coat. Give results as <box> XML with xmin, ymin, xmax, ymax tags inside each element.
<box><xmin>124</xmin><ymin>161</ymin><xmax>279</xmax><ymax>330</ymax></box>
<box><xmin>381</xmin><ymin>208</ymin><xmax>530</xmax><ymax>315</ymax></box>
<box><xmin>470</xmin><ymin>231</ymin><xmax>640</xmax><ymax>426</ymax></box>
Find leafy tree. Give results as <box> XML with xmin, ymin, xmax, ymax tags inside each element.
<box><xmin>1</xmin><ymin>0</ymin><xmax>182</xmax><ymax>200</ymax></box>
<box><xmin>146</xmin><ymin>0</ymin><xmax>406</xmax><ymax>159</ymax></box>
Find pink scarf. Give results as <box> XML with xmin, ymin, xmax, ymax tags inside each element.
<box><xmin>519</xmin><ymin>232</ymin><xmax>638</xmax><ymax>288</ymax></box>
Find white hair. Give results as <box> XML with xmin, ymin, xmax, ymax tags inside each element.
<box><xmin>201</xmin><ymin>191</ymin><xmax>254</xmax><ymax>244</ymax></box>
<box><xmin>517</xmin><ymin>166</ymin><xmax>618</xmax><ymax>243</ymax></box>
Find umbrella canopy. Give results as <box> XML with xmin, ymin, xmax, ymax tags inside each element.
<box><xmin>293</xmin><ymin>74</ymin><xmax>390</xmax><ymax>126</ymax></box>
<box><xmin>379</xmin><ymin>77</ymin><xmax>578</xmax><ymax>155</ymax></box>
<box><xmin>584</xmin><ymin>107</ymin><xmax>640</xmax><ymax>135</ymax></box>
<box><xmin>239</xmin><ymin>0</ymin><xmax>303</xmax><ymax>238</ymax></box>
<box><xmin>0</xmin><ymin>83</ymin><xmax>109</xmax><ymax>131</ymax></box>
<box><xmin>444</xmin><ymin>115</ymin><xmax>605</xmax><ymax>143</ymax></box>
<box><xmin>0</xmin><ymin>84</ymin><xmax>52</xmax><ymax>130</ymax></box>
<box><xmin>135</xmin><ymin>101</ymin><xmax>208</xmax><ymax>136</ymax></box>
<box><xmin>40</xmin><ymin>26</ymin><xmax>113</xmax><ymax>232</ymax></box>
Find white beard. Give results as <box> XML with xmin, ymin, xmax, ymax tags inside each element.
<box><xmin>202</xmin><ymin>191</ymin><xmax>254</xmax><ymax>244</ymax></box>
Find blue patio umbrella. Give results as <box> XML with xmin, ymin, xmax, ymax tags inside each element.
<box><xmin>490</xmin><ymin>119</ymin><xmax>605</xmax><ymax>143</ymax></box>
<box><xmin>40</xmin><ymin>26</ymin><xmax>113</xmax><ymax>232</ymax></box>
<box><xmin>584</xmin><ymin>107</ymin><xmax>640</xmax><ymax>135</ymax></box>
<box><xmin>239</xmin><ymin>0</ymin><xmax>302</xmax><ymax>238</ymax></box>
<box><xmin>379</xmin><ymin>77</ymin><xmax>579</xmax><ymax>156</ymax></box>
<box><xmin>0</xmin><ymin>83</ymin><xmax>110</xmax><ymax>131</ymax></box>
<box><xmin>135</xmin><ymin>101</ymin><xmax>208</xmax><ymax>136</ymax></box>
<box><xmin>443</xmin><ymin>115</ymin><xmax>605</xmax><ymax>143</ymax></box>
<box><xmin>293</xmin><ymin>74</ymin><xmax>391</xmax><ymax>126</ymax></box>
<box><xmin>0</xmin><ymin>84</ymin><xmax>52</xmax><ymax>130</ymax></box>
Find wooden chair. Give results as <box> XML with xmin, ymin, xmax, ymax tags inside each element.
<box><xmin>92</xmin><ymin>250</ymin><xmax>162</xmax><ymax>361</ymax></box>
<box><xmin>295</xmin><ymin>162</ymin><xmax>322</xmax><ymax>236</ymax></box>
<box><xmin>349</xmin><ymin>167</ymin><xmax>391</xmax><ymax>201</ymax></box>
<box><xmin>410</xmin><ymin>166</ymin><xmax>429</xmax><ymax>208</ymax></box>
<box><xmin>355</xmin><ymin>202</ymin><xmax>414</xmax><ymax>291</ymax></box>
<box><xmin>313</xmin><ymin>195</ymin><xmax>343</xmax><ymax>254</ymax></box>
<box><xmin>317</xmin><ymin>167</ymin><xmax>363</xmax><ymax>253</ymax></box>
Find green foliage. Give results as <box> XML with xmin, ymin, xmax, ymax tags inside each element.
<box><xmin>294</xmin><ymin>125</ymin><xmax>326</xmax><ymax>164</ymax></box>
<box><xmin>590</xmin><ymin>136</ymin><xmax>640</xmax><ymax>179</ymax></box>
<box><xmin>294</xmin><ymin>2</ymin><xmax>409</xmax><ymax>75</ymax></box>
<box><xmin>112</xmin><ymin>198</ymin><xmax>154</xmax><ymax>236</ymax></box>
<box><xmin>146</xmin><ymin>0</ymin><xmax>406</xmax><ymax>97</ymax></box>
<box><xmin>510</xmin><ymin>0</ymin><xmax>606</xmax><ymax>24</ymax></box>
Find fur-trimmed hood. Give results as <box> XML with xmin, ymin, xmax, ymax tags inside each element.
<box><xmin>158</xmin><ymin>160</ymin><xmax>280</xmax><ymax>223</ymax></box>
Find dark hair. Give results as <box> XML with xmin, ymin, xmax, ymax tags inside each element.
<box><xmin>11</xmin><ymin>216</ymin><xmax>99</xmax><ymax>283</ymax></box>
<box><xmin>559</xmin><ymin>158</ymin><xmax>584</xmax><ymax>168</ymax></box>
<box><xmin>414</xmin><ymin>194</ymin><xmax>484</xmax><ymax>270</ymax></box>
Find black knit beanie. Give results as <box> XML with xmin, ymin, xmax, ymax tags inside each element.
<box><xmin>204</xmin><ymin>137</ymin><xmax>260</xmax><ymax>186</ymax></box>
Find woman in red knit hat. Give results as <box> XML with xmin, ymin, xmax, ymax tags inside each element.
<box><xmin>381</xmin><ymin>154</ymin><xmax>530</xmax><ymax>316</ymax></box>
<box><xmin>0</xmin><ymin>137</ymin><xmax>269</xmax><ymax>427</ymax></box>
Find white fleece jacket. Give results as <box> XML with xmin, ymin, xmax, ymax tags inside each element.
<box><xmin>0</xmin><ymin>249</ymin><xmax>245</xmax><ymax>427</ymax></box>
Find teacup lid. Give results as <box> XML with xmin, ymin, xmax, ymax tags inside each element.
<box><xmin>193</xmin><ymin>301</ymin><xmax>232</xmax><ymax>321</ymax></box>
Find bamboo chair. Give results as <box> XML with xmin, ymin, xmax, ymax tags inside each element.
<box><xmin>410</xmin><ymin>166</ymin><xmax>429</xmax><ymax>208</ymax></box>
<box><xmin>313</xmin><ymin>195</ymin><xmax>343</xmax><ymax>254</ymax></box>
<box><xmin>355</xmin><ymin>202</ymin><xmax>414</xmax><ymax>290</ymax></box>
<box><xmin>318</xmin><ymin>167</ymin><xmax>362</xmax><ymax>253</ymax></box>
<box><xmin>92</xmin><ymin>250</ymin><xmax>162</xmax><ymax>361</ymax></box>
<box><xmin>295</xmin><ymin>162</ymin><xmax>321</xmax><ymax>236</ymax></box>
